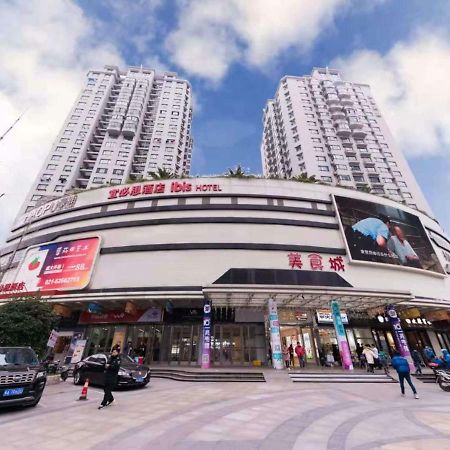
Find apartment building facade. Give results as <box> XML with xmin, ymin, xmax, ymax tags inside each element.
<box><xmin>20</xmin><ymin>65</ymin><xmax>193</xmax><ymax>215</ymax></box>
<box><xmin>261</xmin><ymin>68</ymin><xmax>430</xmax><ymax>214</ymax></box>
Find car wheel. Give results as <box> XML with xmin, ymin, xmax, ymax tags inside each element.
<box><xmin>73</xmin><ymin>370</ymin><xmax>84</xmax><ymax>385</ymax></box>
<box><xmin>29</xmin><ymin>395</ymin><xmax>42</xmax><ymax>407</ymax></box>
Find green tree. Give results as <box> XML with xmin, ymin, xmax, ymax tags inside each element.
<box><xmin>290</xmin><ymin>172</ymin><xmax>318</xmax><ymax>183</ymax></box>
<box><xmin>148</xmin><ymin>167</ymin><xmax>176</xmax><ymax>180</ymax></box>
<box><xmin>225</xmin><ymin>165</ymin><xmax>253</xmax><ymax>178</ymax></box>
<box><xmin>0</xmin><ymin>297</ymin><xmax>59</xmax><ymax>357</ymax></box>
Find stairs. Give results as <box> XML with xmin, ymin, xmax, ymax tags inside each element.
<box><xmin>150</xmin><ymin>368</ymin><xmax>266</xmax><ymax>382</ymax></box>
<box><xmin>412</xmin><ymin>373</ymin><xmax>436</xmax><ymax>384</ymax></box>
<box><xmin>289</xmin><ymin>372</ymin><xmax>397</xmax><ymax>383</ymax></box>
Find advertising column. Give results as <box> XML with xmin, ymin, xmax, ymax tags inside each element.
<box><xmin>331</xmin><ymin>300</ymin><xmax>353</xmax><ymax>371</ymax></box>
<box><xmin>385</xmin><ymin>304</ymin><xmax>414</xmax><ymax>370</ymax></box>
<box><xmin>268</xmin><ymin>298</ymin><xmax>284</xmax><ymax>370</ymax></box>
<box><xmin>201</xmin><ymin>299</ymin><xmax>212</xmax><ymax>369</ymax></box>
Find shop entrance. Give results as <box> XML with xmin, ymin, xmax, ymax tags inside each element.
<box><xmin>279</xmin><ymin>326</ymin><xmax>317</xmax><ymax>367</ymax></box>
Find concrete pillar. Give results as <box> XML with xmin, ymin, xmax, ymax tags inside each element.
<box><xmin>331</xmin><ymin>300</ymin><xmax>353</xmax><ymax>370</ymax></box>
<box><xmin>268</xmin><ymin>298</ymin><xmax>284</xmax><ymax>370</ymax></box>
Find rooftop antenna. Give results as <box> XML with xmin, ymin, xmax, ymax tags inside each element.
<box><xmin>0</xmin><ymin>109</ymin><xmax>27</xmax><ymax>143</ymax></box>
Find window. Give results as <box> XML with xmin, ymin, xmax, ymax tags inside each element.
<box><xmin>37</xmin><ymin>184</ymin><xmax>47</xmax><ymax>191</ymax></box>
<box><xmin>72</xmin><ymin>148</ymin><xmax>80</xmax><ymax>154</ymax></box>
<box><xmin>388</xmin><ymin>189</ymin><xmax>398</xmax><ymax>195</ymax></box>
<box><xmin>313</xmin><ymin>146</ymin><xmax>324</xmax><ymax>152</ymax></box>
<box><xmin>382</xmin><ymin>177</ymin><xmax>393</xmax><ymax>183</ymax></box>
<box><xmin>60</xmin><ymin>138</ymin><xmax>69</xmax><ymax>143</ymax></box>
<box><xmin>93</xmin><ymin>177</ymin><xmax>105</xmax><ymax>183</ymax></box>
<box><xmin>99</xmin><ymin>159</ymin><xmax>110</xmax><ymax>164</ymax></box>
<box><xmin>67</xmin><ymin>156</ymin><xmax>76</xmax><ymax>162</ymax></box>
<box><xmin>335</xmin><ymin>164</ymin><xmax>348</xmax><ymax>170</ymax></box>
<box><xmin>103</xmin><ymin>150</ymin><xmax>113</xmax><ymax>155</ymax></box>
<box><xmin>78</xmin><ymin>131</ymin><xmax>87</xmax><ymax>138</ymax></box>
<box><xmin>74</xmin><ymin>108</ymin><xmax>83</xmax><ymax>113</ymax></box>
<box><xmin>118</xmin><ymin>151</ymin><xmax>128</xmax><ymax>157</ymax></box>
<box><xmin>369</xmin><ymin>176</ymin><xmax>380</xmax><ymax>183</ymax></box>
<box><xmin>31</xmin><ymin>195</ymin><xmax>42</xmax><ymax>201</ymax></box>
<box><xmin>96</xmin><ymin>168</ymin><xmax>108</xmax><ymax>174</ymax></box>
<box><xmin>403</xmin><ymin>193</ymin><xmax>412</xmax><ymax>198</ymax></box>
<box><xmin>63</xmin><ymin>165</ymin><xmax>72</xmax><ymax>172</ymax></box>
<box><xmin>311</xmin><ymin>138</ymin><xmax>321</xmax><ymax>143</ymax></box>
<box><xmin>51</xmin><ymin>155</ymin><xmax>62</xmax><ymax>161</ymax></box>
<box><xmin>392</xmin><ymin>171</ymin><xmax>402</xmax><ymax>176</ymax></box>
<box><xmin>116</xmin><ymin>159</ymin><xmax>127</xmax><ymax>166</ymax></box>
<box><xmin>316</xmin><ymin>156</ymin><xmax>326</xmax><ymax>161</ymax></box>
<box><xmin>105</xmin><ymin>142</ymin><xmax>116</xmax><ymax>148</ymax></box>
<box><xmin>55</xmin><ymin>146</ymin><xmax>65</xmax><ymax>152</ymax></box>
<box><xmin>150</xmin><ymin>154</ymin><xmax>158</xmax><ymax>159</ymax></box>
<box><xmin>353</xmin><ymin>175</ymin><xmax>364</xmax><ymax>182</ymax></box>
<box><xmin>110</xmin><ymin>178</ymin><xmax>122</xmax><ymax>184</ymax></box>
<box><xmin>319</xmin><ymin>165</ymin><xmax>329</xmax><ymax>172</ymax></box>
<box><xmin>338</xmin><ymin>175</ymin><xmax>351</xmax><ymax>181</ymax></box>
<box><xmin>171</xmin><ymin>111</ymin><xmax>179</xmax><ymax>116</ymax></box>
<box><xmin>67</xmin><ymin>122</ymin><xmax>76</xmax><ymax>128</ymax></box>
<box><xmin>309</xmin><ymin>129</ymin><xmax>319</xmax><ymax>134</ymax></box>
<box><xmin>54</xmin><ymin>185</ymin><xmax>64</xmax><ymax>192</ymax></box>
<box><xmin>75</xmin><ymin>139</ymin><xmax>83</xmax><ymax>145</ymax></box>
<box><xmin>46</xmin><ymin>164</ymin><xmax>57</xmax><ymax>170</ymax></box>
<box><xmin>321</xmin><ymin>176</ymin><xmax>332</xmax><ymax>182</ymax></box>
<box><xmin>388</xmin><ymin>161</ymin><xmax>397</xmax><ymax>167</ymax></box>
<box><xmin>40</xmin><ymin>173</ymin><xmax>52</xmax><ymax>182</ymax></box>
<box><xmin>397</xmin><ymin>181</ymin><xmax>407</xmax><ymax>187</ymax></box>
<box><xmin>113</xmin><ymin>169</ymin><xmax>124</xmax><ymax>175</ymax></box>
<box><xmin>81</xmin><ymin>124</ymin><xmax>90</xmax><ymax>130</ymax></box>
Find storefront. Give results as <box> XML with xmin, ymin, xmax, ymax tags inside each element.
<box><xmin>1</xmin><ymin>177</ymin><xmax>450</xmax><ymax>368</ymax></box>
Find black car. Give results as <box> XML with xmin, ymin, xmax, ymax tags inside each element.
<box><xmin>73</xmin><ymin>353</ymin><xmax>150</xmax><ymax>388</ymax></box>
<box><xmin>0</xmin><ymin>347</ymin><xmax>47</xmax><ymax>408</ymax></box>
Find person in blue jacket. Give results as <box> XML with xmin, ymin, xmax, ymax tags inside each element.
<box><xmin>391</xmin><ymin>351</ymin><xmax>419</xmax><ymax>399</ymax></box>
<box><xmin>442</xmin><ymin>349</ymin><xmax>450</xmax><ymax>369</ymax></box>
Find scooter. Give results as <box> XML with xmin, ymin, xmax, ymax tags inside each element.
<box><xmin>435</xmin><ymin>369</ymin><xmax>450</xmax><ymax>392</ymax></box>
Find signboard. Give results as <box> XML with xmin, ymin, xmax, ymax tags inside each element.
<box><xmin>331</xmin><ymin>301</ymin><xmax>353</xmax><ymax>370</ymax></box>
<box><xmin>317</xmin><ymin>310</ymin><xmax>349</xmax><ymax>324</ymax></box>
<box><xmin>385</xmin><ymin>305</ymin><xmax>414</xmax><ymax>370</ymax></box>
<box><xmin>268</xmin><ymin>298</ymin><xmax>284</xmax><ymax>370</ymax></box>
<box><xmin>70</xmin><ymin>339</ymin><xmax>87</xmax><ymax>364</ymax></box>
<box><xmin>12</xmin><ymin>237</ymin><xmax>100</xmax><ymax>293</ymax></box>
<box><xmin>87</xmin><ymin>303</ymin><xmax>103</xmax><ymax>314</ymax></box>
<box><xmin>201</xmin><ymin>299</ymin><xmax>212</xmax><ymax>369</ymax></box>
<box><xmin>79</xmin><ymin>307</ymin><xmax>162</xmax><ymax>324</ymax></box>
<box><xmin>334</xmin><ymin>195</ymin><xmax>444</xmax><ymax>274</ymax></box>
<box><xmin>46</xmin><ymin>329</ymin><xmax>59</xmax><ymax>349</ymax></box>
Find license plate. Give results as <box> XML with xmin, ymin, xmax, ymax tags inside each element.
<box><xmin>3</xmin><ymin>388</ymin><xmax>24</xmax><ymax>397</ymax></box>
<box><xmin>135</xmin><ymin>376</ymin><xmax>144</xmax><ymax>383</ymax></box>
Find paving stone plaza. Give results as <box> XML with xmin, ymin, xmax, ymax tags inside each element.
<box><xmin>1</xmin><ymin>372</ymin><xmax>450</xmax><ymax>450</ymax></box>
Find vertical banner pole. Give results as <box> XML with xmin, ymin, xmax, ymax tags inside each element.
<box><xmin>385</xmin><ymin>304</ymin><xmax>414</xmax><ymax>370</ymax></box>
<box><xmin>331</xmin><ymin>300</ymin><xmax>353</xmax><ymax>371</ymax></box>
<box><xmin>268</xmin><ymin>298</ymin><xmax>284</xmax><ymax>370</ymax></box>
<box><xmin>201</xmin><ymin>299</ymin><xmax>212</xmax><ymax>369</ymax></box>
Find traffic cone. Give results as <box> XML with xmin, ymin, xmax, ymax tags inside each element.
<box><xmin>78</xmin><ymin>379</ymin><xmax>89</xmax><ymax>401</ymax></box>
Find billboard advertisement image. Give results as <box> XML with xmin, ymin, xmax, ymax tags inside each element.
<box><xmin>14</xmin><ymin>237</ymin><xmax>101</xmax><ymax>292</ymax></box>
<box><xmin>334</xmin><ymin>195</ymin><xmax>444</xmax><ymax>274</ymax></box>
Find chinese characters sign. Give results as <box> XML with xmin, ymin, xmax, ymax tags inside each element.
<box><xmin>12</xmin><ymin>237</ymin><xmax>100</xmax><ymax>293</ymax></box>
<box><xmin>268</xmin><ymin>298</ymin><xmax>284</xmax><ymax>370</ymax></box>
<box><xmin>288</xmin><ymin>253</ymin><xmax>345</xmax><ymax>272</ymax></box>
<box><xmin>331</xmin><ymin>301</ymin><xmax>353</xmax><ymax>371</ymax></box>
<box><xmin>108</xmin><ymin>181</ymin><xmax>223</xmax><ymax>200</ymax></box>
<box><xmin>201</xmin><ymin>299</ymin><xmax>212</xmax><ymax>369</ymax></box>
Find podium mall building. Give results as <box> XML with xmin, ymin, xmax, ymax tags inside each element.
<box><xmin>1</xmin><ymin>177</ymin><xmax>450</xmax><ymax>368</ymax></box>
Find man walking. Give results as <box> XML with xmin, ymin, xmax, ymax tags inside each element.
<box><xmin>295</xmin><ymin>342</ymin><xmax>306</xmax><ymax>368</ymax></box>
<box><xmin>362</xmin><ymin>345</ymin><xmax>375</xmax><ymax>373</ymax></box>
<box><xmin>99</xmin><ymin>347</ymin><xmax>121</xmax><ymax>409</ymax></box>
<box><xmin>411</xmin><ymin>349</ymin><xmax>423</xmax><ymax>375</ymax></box>
<box><xmin>391</xmin><ymin>351</ymin><xmax>419</xmax><ymax>399</ymax></box>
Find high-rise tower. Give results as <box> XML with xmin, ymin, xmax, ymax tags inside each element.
<box><xmin>20</xmin><ymin>65</ymin><xmax>193</xmax><ymax>214</ymax></box>
<box><xmin>261</xmin><ymin>67</ymin><xmax>430</xmax><ymax>213</ymax></box>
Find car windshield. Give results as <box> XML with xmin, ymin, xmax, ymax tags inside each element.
<box><xmin>119</xmin><ymin>354</ymin><xmax>136</xmax><ymax>364</ymax></box>
<box><xmin>0</xmin><ymin>348</ymin><xmax>39</xmax><ymax>366</ymax></box>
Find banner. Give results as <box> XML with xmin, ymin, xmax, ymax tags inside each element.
<box><xmin>70</xmin><ymin>339</ymin><xmax>87</xmax><ymax>364</ymax></box>
<box><xmin>79</xmin><ymin>307</ymin><xmax>162</xmax><ymax>324</ymax></box>
<box><xmin>13</xmin><ymin>237</ymin><xmax>101</xmax><ymax>292</ymax></box>
<box><xmin>268</xmin><ymin>298</ymin><xmax>284</xmax><ymax>370</ymax></box>
<box><xmin>201</xmin><ymin>299</ymin><xmax>212</xmax><ymax>369</ymax></box>
<box><xmin>385</xmin><ymin>305</ymin><xmax>414</xmax><ymax>370</ymax></box>
<box><xmin>331</xmin><ymin>300</ymin><xmax>353</xmax><ymax>370</ymax></box>
<box><xmin>334</xmin><ymin>195</ymin><xmax>444</xmax><ymax>274</ymax></box>
<box><xmin>317</xmin><ymin>310</ymin><xmax>348</xmax><ymax>324</ymax></box>
<box><xmin>46</xmin><ymin>329</ymin><xmax>59</xmax><ymax>348</ymax></box>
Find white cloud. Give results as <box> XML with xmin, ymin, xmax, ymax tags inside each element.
<box><xmin>0</xmin><ymin>0</ymin><xmax>124</xmax><ymax>243</ymax></box>
<box><xmin>332</xmin><ymin>29</ymin><xmax>450</xmax><ymax>158</ymax></box>
<box><xmin>166</xmin><ymin>0</ymin><xmax>348</xmax><ymax>82</ymax></box>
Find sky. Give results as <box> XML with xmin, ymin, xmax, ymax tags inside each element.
<box><xmin>1</xmin><ymin>0</ymin><xmax>450</xmax><ymax>243</ymax></box>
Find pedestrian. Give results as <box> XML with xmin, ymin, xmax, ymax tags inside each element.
<box><xmin>378</xmin><ymin>349</ymin><xmax>389</xmax><ymax>374</ymax></box>
<box><xmin>282</xmin><ymin>344</ymin><xmax>290</xmax><ymax>369</ymax></box>
<box><xmin>362</xmin><ymin>345</ymin><xmax>375</xmax><ymax>373</ymax></box>
<box><xmin>372</xmin><ymin>345</ymin><xmax>380</xmax><ymax>369</ymax></box>
<box><xmin>391</xmin><ymin>351</ymin><xmax>419</xmax><ymax>399</ymax></box>
<box><xmin>295</xmin><ymin>342</ymin><xmax>306</xmax><ymax>368</ymax></box>
<box><xmin>356</xmin><ymin>342</ymin><xmax>363</xmax><ymax>367</ymax></box>
<box><xmin>442</xmin><ymin>349</ymin><xmax>450</xmax><ymax>369</ymax></box>
<box><xmin>411</xmin><ymin>349</ymin><xmax>423</xmax><ymax>375</ymax></box>
<box><xmin>423</xmin><ymin>346</ymin><xmax>435</xmax><ymax>362</ymax></box>
<box><xmin>99</xmin><ymin>347</ymin><xmax>121</xmax><ymax>409</ymax></box>
<box><xmin>288</xmin><ymin>343</ymin><xmax>295</xmax><ymax>368</ymax></box>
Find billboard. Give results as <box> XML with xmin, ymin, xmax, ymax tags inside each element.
<box><xmin>334</xmin><ymin>195</ymin><xmax>444</xmax><ymax>274</ymax></box>
<box><xmin>14</xmin><ymin>237</ymin><xmax>101</xmax><ymax>292</ymax></box>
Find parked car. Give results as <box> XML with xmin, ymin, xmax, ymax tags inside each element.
<box><xmin>0</xmin><ymin>347</ymin><xmax>47</xmax><ymax>408</ymax></box>
<box><xmin>73</xmin><ymin>353</ymin><xmax>150</xmax><ymax>388</ymax></box>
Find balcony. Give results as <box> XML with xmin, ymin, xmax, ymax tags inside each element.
<box><xmin>326</xmin><ymin>94</ymin><xmax>340</xmax><ymax>106</ymax></box>
<box><xmin>341</xmin><ymin>98</ymin><xmax>354</xmax><ymax>107</ymax></box>
<box><xmin>328</xmin><ymin>104</ymin><xmax>343</xmax><ymax>113</ymax></box>
<box><xmin>348</xmin><ymin>116</ymin><xmax>364</xmax><ymax>129</ymax></box>
<box><xmin>352</xmin><ymin>128</ymin><xmax>367</xmax><ymax>138</ymax></box>
<box><xmin>336</xmin><ymin>89</ymin><xmax>351</xmax><ymax>99</ymax></box>
<box><xmin>355</xmin><ymin>139</ymin><xmax>367</xmax><ymax>148</ymax></box>
<box><xmin>336</xmin><ymin>123</ymin><xmax>351</xmax><ymax>137</ymax></box>
<box><xmin>122</xmin><ymin>121</ymin><xmax>138</xmax><ymax>138</ymax></box>
<box><xmin>107</xmin><ymin>121</ymin><xmax>122</xmax><ymax>136</ymax></box>
<box><xmin>76</xmin><ymin>178</ymin><xmax>89</xmax><ymax>188</ymax></box>
<box><xmin>330</xmin><ymin>109</ymin><xmax>345</xmax><ymax>120</ymax></box>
